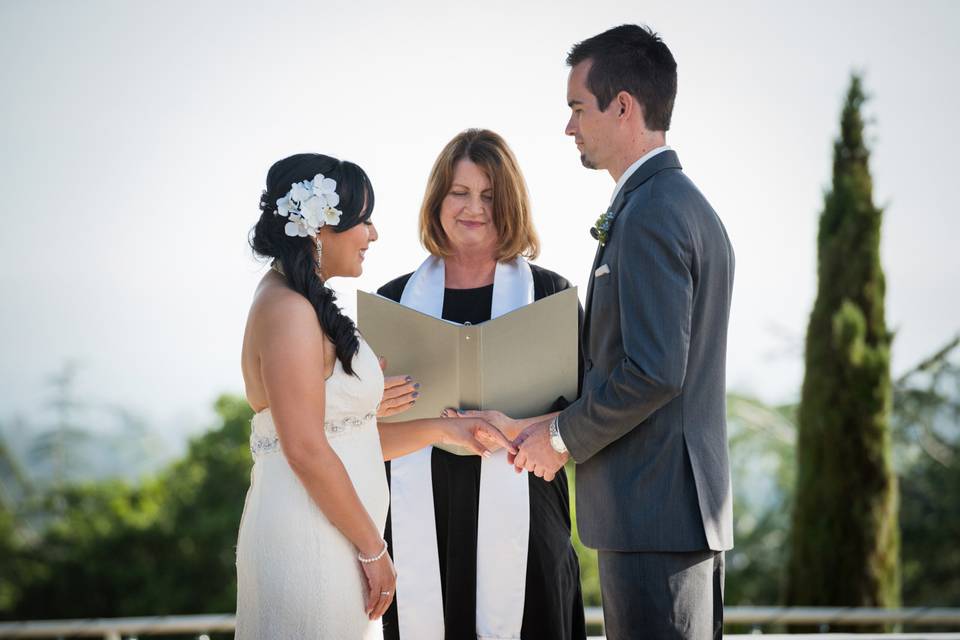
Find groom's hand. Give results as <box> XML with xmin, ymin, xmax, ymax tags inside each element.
<box><xmin>509</xmin><ymin>419</ymin><xmax>569</xmax><ymax>481</ymax></box>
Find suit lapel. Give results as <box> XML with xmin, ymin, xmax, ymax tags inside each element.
<box><xmin>581</xmin><ymin>150</ymin><xmax>683</xmax><ymax>346</ymax></box>
<box><xmin>583</xmin><ymin>234</ymin><xmax>605</xmax><ymax>314</ymax></box>
<box><xmin>581</xmin><ymin>241</ymin><xmax>604</xmax><ymax>348</ymax></box>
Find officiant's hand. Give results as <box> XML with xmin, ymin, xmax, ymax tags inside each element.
<box><xmin>441</xmin><ymin>409</ymin><xmax>523</xmax><ymax>448</ymax></box>
<box><xmin>439</xmin><ymin>417</ymin><xmax>517</xmax><ymax>457</ymax></box>
<box><xmin>510</xmin><ymin>419</ymin><xmax>569</xmax><ymax>481</ymax></box>
<box><xmin>377</xmin><ymin>357</ymin><xmax>419</xmax><ymax>418</ymax></box>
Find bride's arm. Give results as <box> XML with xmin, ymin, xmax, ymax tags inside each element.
<box><xmin>377</xmin><ymin>417</ymin><xmax>515</xmax><ymax>461</ymax></box>
<box><xmin>258</xmin><ymin>296</ymin><xmax>383</xmax><ymax>558</ymax></box>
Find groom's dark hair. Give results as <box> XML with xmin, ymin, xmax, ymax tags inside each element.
<box><xmin>567</xmin><ymin>24</ymin><xmax>677</xmax><ymax>131</ymax></box>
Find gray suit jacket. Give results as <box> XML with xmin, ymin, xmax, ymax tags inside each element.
<box><xmin>559</xmin><ymin>150</ymin><xmax>735</xmax><ymax>552</ymax></box>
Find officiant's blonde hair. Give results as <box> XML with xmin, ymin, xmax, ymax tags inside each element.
<box><xmin>420</xmin><ymin>129</ymin><xmax>541</xmax><ymax>261</ymax></box>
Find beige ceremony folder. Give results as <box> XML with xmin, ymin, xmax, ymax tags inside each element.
<box><xmin>357</xmin><ymin>288</ymin><xmax>579</xmax><ymax>455</ymax></box>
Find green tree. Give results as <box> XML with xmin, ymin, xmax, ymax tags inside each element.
<box><xmin>894</xmin><ymin>337</ymin><xmax>960</xmax><ymax>606</ymax></box>
<box><xmin>786</xmin><ymin>75</ymin><xmax>900</xmax><ymax>614</ymax></box>
<box><xmin>725</xmin><ymin>394</ymin><xmax>797</xmax><ymax>606</ymax></box>
<box><xmin>0</xmin><ymin>435</ymin><xmax>30</xmax><ymax>510</ymax></box>
<box><xmin>8</xmin><ymin>478</ymin><xmax>168</xmax><ymax>619</ymax></box>
<box><xmin>150</xmin><ymin>394</ymin><xmax>253</xmax><ymax>614</ymax></box>
<box><xmin>5</xmin><ymin>394</ymin><xmax>252</xmax><ymax>621</ymax></box>
<box><xmin>0</xmin><ymin>433</ymin><xmax>38</xmax><ymax>617</ymax></box>
<box><xmin>26</xmin><ymin>363</ymin><xmax>92</xmax><ymax>489</ymax></box>
<box><xmin>0</xmin><ymin>502</ymin><xmax>22</xmax><ymax>613</ymax></box>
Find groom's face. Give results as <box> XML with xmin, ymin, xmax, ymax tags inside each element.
<box><xmin>565</xmin><ymin>60</ymin><xmax>618</xmax><ymax>171</ymax></box>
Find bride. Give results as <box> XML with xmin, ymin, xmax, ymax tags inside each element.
<box><xmin>235</xmin><ymin>153</ymin><xmax>512</xmax><ymax>639</ymax></box>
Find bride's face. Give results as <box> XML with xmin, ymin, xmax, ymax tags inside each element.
<box><xmin>439</xmin><ymin>159</ymin><xmax>497</xmax><ymax>257</ymax></box>
<box><xmin>318</xmin><ymin>219</ymin><xmax>378</xmax><ymax>280</ymax></box>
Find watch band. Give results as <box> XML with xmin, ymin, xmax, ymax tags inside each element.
<box><xmin>549</xmin><ymin>416</ymin><xmax>568</xmax><ymax>454</ymax></box>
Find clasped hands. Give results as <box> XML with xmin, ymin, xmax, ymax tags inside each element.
<box><xmin>442</xmin><ymin>408</ymin><xmax>569</xmax><ymax>481</ymax></box>
<box><xmin>378</xmin><ymin>360</ymin><xmax>567</xmax><ymax>480</ymax></box>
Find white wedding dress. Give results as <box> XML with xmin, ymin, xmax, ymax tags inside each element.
<box><xmin>235</xmin><ymin>338</ymin><xmax>389</xmax><ymax>639</ymax></box>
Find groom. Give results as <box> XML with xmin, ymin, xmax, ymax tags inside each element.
<box><xmin>511</xmin><ymin>25</ymin><xmax>735</xmax><ymax>639</ymax></box>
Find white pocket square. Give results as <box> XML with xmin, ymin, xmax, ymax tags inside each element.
<box><xmin>595</xmin><ymin>264</ymin><xmax>611</xmax><ymax>277</ymax></box>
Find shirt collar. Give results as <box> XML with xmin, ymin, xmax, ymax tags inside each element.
<box><xmin>609</xmin><ymin>145</ymin><xmax>672</xmax><ymax>206</ymax></box>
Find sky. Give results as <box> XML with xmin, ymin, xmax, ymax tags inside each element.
<box><xmin>1</xmin><ymin>0</ymin><xmax>958</xmax><ymax>442</ymax></box>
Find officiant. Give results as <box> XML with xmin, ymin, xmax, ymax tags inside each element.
<box><xmin>377</xmin><ymin>128</ymin><xmax>586</xmax><ymax>640</ymax></box>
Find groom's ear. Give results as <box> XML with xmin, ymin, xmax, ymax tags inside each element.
<box><xmin>616</xmin><ymin>91</ymin><xmax>633</xmax><ymax>119</ymax></box>
<box><xmin>616</xmin><ymin>91</ymin><xmax>646</xmax><ymax>128</ymax></box>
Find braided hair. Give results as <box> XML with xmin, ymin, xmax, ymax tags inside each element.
<box><xmin>250</xmin><ymin>153</ymin><xmax>374</xmax><ymax>376</ymax></box>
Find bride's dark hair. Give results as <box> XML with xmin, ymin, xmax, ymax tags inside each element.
<box><xmin>250</xmin><ymin>153</ymin><xmax>374</xmax><ymax>376</ymax></box>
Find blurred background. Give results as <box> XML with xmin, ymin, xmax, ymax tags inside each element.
<box><xmin>1</xmin><ymin>0</ymin><xmax>958</xmax><ymax>632</ymax></box>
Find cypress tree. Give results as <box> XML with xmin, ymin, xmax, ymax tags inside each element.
<box><xmin>786</xmin><ymin>75</ymin><xmax>900</xmax><ymax>618</ymax></box>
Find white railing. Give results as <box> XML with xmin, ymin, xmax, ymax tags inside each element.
<box><xmin>1</xmin><ymin>608</ymin><xmax>959</xmax><ymax>638</ymax></box>
<box><xmin>722</xmin><ymin>606</ymin><xmax>960</xmax><ymax>627</ymax></box>
<box><xmin>0</xmin><ymin>614</ymin><xmax>234</xmax><ymax>639</ymax></box>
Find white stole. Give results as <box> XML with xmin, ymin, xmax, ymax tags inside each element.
<box><xmin>391</xmin><ymin>255</ymin><xmax>534</xmax><ymax>640</ymax></box>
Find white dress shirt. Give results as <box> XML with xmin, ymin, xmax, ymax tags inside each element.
<box><xmin>609</xmin><ymin>145</ymin><xmax>672</xmax><ymax>206</ymax></box>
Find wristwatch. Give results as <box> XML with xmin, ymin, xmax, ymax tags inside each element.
<box><xmin>549</xmin><ymin>416</ymin><xmax>568</xmax><ymax>454</ymax></box>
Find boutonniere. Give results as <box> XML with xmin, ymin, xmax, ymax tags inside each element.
<box><xmin>590</xmin><ymin>210</ymin><xmax>616</xmax><ymax>246</ymax></box>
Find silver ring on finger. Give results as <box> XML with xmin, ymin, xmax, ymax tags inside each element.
<box><xmin>381</xmin><ymin>591</ymin><xmax>391</xmax><ymax>596</ymax></box>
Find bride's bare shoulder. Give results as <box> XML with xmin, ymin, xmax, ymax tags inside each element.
<box><xmin>249</xmin><ymin>273</ymin><xmax>319</xmax><ymax>337</ymax></box>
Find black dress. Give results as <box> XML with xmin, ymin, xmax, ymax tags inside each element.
<box><xmin>377</xmin><ymin>264</ymin><xmax>587</xmax><ymax>640</ymax></box>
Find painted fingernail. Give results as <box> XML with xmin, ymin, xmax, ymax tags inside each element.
<box><xmin>405</xmin><ymin>376</ymin><xmax>412</xmax><ymax>382</ymax></box>
<box><xmin>414</xmin><ymin>383</ymin><xmax>420</xmax><ymax>389</ymax></box>
<box><xmin>412</xmin><ymin>392</ymin><xmax>419</xmax><ymax>398</ymax></box>
<box><xmin>457</xmin><ymin>409</ymin><xmax>465</xmax><ymax>415</ymax></box>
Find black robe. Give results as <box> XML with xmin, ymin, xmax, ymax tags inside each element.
<box><xmin>377</xmin><ymin>263</ymin><xmax>587</xmax><ymax>640</ymax></box>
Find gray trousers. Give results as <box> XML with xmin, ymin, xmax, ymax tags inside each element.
<box><xmin>597</xmin><ymin>550</ymin><xmax>724</xmax><ymax>640</ymax></box>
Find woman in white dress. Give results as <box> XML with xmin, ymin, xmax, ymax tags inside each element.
<box><xmin>236</xmin><ymin>153</ymin><xmax>512</xmax><ymax>639</ymax></box>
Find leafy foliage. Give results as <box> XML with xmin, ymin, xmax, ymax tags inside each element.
<box><xmin>894</xmin><ymin>337</ymin><xmax>960</xmax><ymax>606</ymax></box>
<box><xmin>1</xmin><ymin>395</ymin><xmax>252</xmax><ymax>620</ymax></box>
<box><xmin>787</xmin><ymin>74</ymin><xmax>900</xmax><ymax>614</ymax></box>
<box><xmin>725</xmin><ymin>394</ymin><xmax>796</xmax><ymax>605</ymax></box>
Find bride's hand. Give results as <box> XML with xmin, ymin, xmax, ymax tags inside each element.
<box><xmin>438</xmin><ymin>416</ymin><xmax>517</xmax><ymax>457</ymax></box>
<box><xmin>359</xmin><ymin>546</ymin><xmax>397</xmax><ymax>620</ymax></box>
<box><xmin>442</xmin><ymin>409</ymin><xmax>522</xmax><ymax>442</ymax></box>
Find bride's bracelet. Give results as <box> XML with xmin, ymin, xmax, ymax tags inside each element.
<box><xmin>358</xmin><ymin>540</ymin><xmax>388</xmax><ymax>564</ymax></box>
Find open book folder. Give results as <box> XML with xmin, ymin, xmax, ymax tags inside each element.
<box><xmin>357</xmin><ymin>288</ymin><xmax>579</xmax><ymax>455</ymax></box>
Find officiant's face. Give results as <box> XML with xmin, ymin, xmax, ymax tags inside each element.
<box><xmin>440</xmin><ymin>159</ymin><xmax>497</xmax><ymax>256</ymax></box>
<box><xmin>565</xmin><ymin>60</ymin><xmax>618</xmax><ymax>171</ymax></box>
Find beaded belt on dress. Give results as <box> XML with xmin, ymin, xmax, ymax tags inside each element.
<box><xmin>250</xmin><ymin>411</ymin><xmax>377</xmax><ymax>457</ymax></box>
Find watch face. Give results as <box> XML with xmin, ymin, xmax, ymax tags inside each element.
<box><xmin>549</xmin><ymin>424</ymin><xmax>566</xmax><ymax>453</ymax></box>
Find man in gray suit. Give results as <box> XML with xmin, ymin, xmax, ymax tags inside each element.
<box><xmin>511</xmin><ymin>24</ymin><xmax>735</xmax><ymax>639</ymax></box>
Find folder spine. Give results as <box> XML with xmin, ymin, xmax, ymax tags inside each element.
<box><xmin>459</xmin><ymin>325</ymin><xmax>482</xmax><ymax>410</ymax></box>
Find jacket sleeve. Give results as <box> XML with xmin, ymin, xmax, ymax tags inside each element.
<box><xmin>558</xmin><ymin>198</ymin><xmax>694</xmax><ymax>463</ymax></box>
